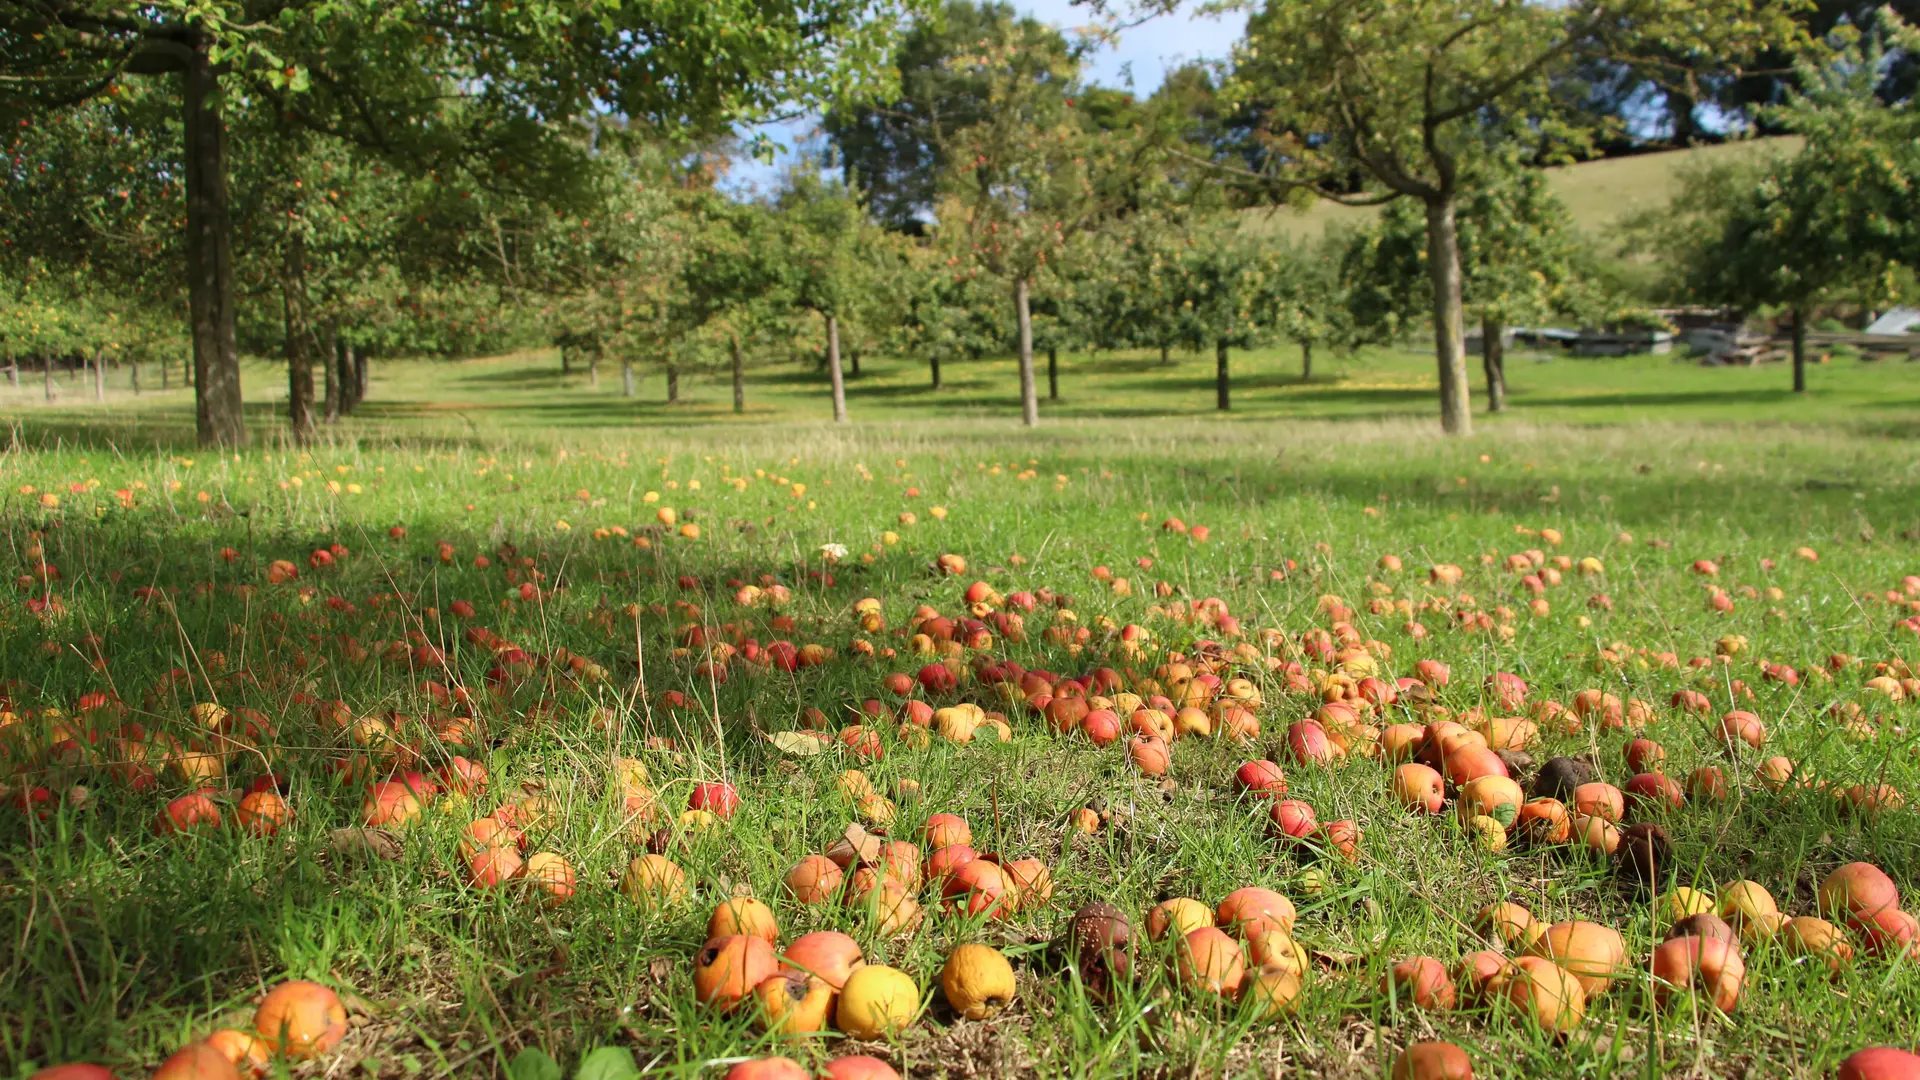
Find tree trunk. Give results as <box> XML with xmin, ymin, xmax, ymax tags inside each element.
<box><xmin>621</xmin><ymin>357</ymin><xmax>635</xmax><ymax>397</ymax></box>
<box><xmin>1791</xmin><ymin>308</ymin><xmax>1807</xmax><ymax>393</ymax></box>
<box><xmin>5</xmin><ymin>348</ymin><xmax>15</xmax><ymax>388</ymax></box>
<box><xmin>1424</xmin><ymin>196</ymin><xmax>1473</xmax><ymax>436</ymax></box>
<box><xmin>826</xmin><ymin>313</ymin><xmax>848</xmax><ymax>423</ymax></box>
<box><xmin>354</xmin><ymin>344</ymin><xmax>368</xmax><ymax>405</ymax></box>
<box><xmin>182</xmin><ymin>37</ymin><xmax>245</xmax><ymax>447</ymax></box>
<box><xmin>589</xmin><ymin>348</ymin><xmax>600</xmax><ymax>387</ymax></box>
<box><xmin>1481</xmin><ymin>316</ymin><xmax>1506</xmax><ymax>414</ymax></box>
<box><xmin>336</xmin><ymin>330</ymin><xmax>358</xmax><ymax>416</ymax></box>
<box><xmin>161</xmin><ymin>351</ymin><xmax>170</xmax><ymax>390</ymax></box>
<box><xmin>92</xmin><ymin>347</ymin><xmax>105</xmax><ymax>402</ymax></box>
<box><xmin>1015</xmin><ymin>278</ymin><xmax>1038</xmax><ymax>426</ymax></box>
<box><xmin>339</xmin><ymin>338</ymin><xmax>353</xmax><ymax>412</ymax></box>
<box><xmin>1216</xmin><ymin>340</ymin><xmax>1230</xmax><ymax>411</ymax></box>
<box><xmin>850</xmin><ymin>349</ymin><xmax>861</xmax><ymax>377</ymax></box>
<box><xmin>283</xmin><ymin>235</ymin><xmax>315</xmax><ymax>442</ymax></box>
<box><xmin>1300</xmin><ymin>340</ymin><xmax>1313</xmax><ymax>381</ymax></box>
<box><xmin>731</xmin><ymin>336</ymin><xmax>745</xmax><ymax>413</ymax></box>
<box><xmin>130</xmin><ymin>358</ymin><xmax>141</xmax><ymax>394</ymax></box>
<box><xmin>321</xmin><ymin>319</ymin><xmax>340</xmax><ymax>422</ymax></box>
<box><xmin>666</xmin><ymin>363</ymin><xmax>679</xmax><ymax>404</ymax></box>
<box><xmin>338</xmin><ymin>341</ymin><xmax>364</xmax><ymax>414</ymax></box>
<box><xmin>1666</xmin><ymin>84</ymin><xmax>1701</xmax><ymax>146</ymax></box>
<box><xmin>561</xmin><ymin>344</ymin><xmax>572</xmax><ymax>374</ymax></box>
<box><xmin>1160</xmin><ymin>343</ymin><xmax>1170</xmax><ymax>366</ymax></box>
<box><xmin>44</xmin><ymin>354</ymin><xmax>53</xmax><ymax>402</ymax></box>
<box><xmin>1047</xmin><ymin>346</ymin><xmax>1059</xmax><ymax>401</ymax></box>
<box><xmin>930</xmin><ymin>352</ymin><xmax>941</xmax><ymax>389</ymax></box>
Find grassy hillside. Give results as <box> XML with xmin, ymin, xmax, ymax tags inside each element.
<box><xmin>1241</xmin><ymin>137</ymin><xmax>1800</xmax><ymax>249</ymax></box>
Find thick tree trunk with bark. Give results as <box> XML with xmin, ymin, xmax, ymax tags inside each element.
<box><xmin>354</xmin><ymin>344</ymin><xmax>369</xmax><ymax>405</ymax></box>
<box><xmin>1216</xmin><ymin>341</ymin><xmax>1230</xmax><ymax>410</ymax></box>
<box><xmin>1424</xmin><ymin>196</ymin><xmax>1473</xmax><ymax>436</ymax></box>
<box><xmin>1791</xmin><ymin>308</ymin><xmax>1807</xmax><ymax>393</ymax></box>
<box><xmin>849</xmin><ymin>349</ymin><xmax>861</xmax><ymax>377</ymax></box>
<box><xmin>666</xmin><ymin>363</ymin><xmax>679</xmax><ymax>404</ymax></box>
<box><xmin>731</xmin><ymin>336</ymin><xmax>745</xmax><ymax>413</ymax></box>
<box><xmin>826</xmin><ymin>314</ymin><xmax>848</xmax><ymax>423</ymax></box>
<box><xmin>1481</xmin><ymin>316</ymin><xmax>1506</xmax><ymax>414</ymax></box>
<box><xmin>322</xmin><ymin>319</ymin><xmax>340</xmax><ymax>422</ymax></box>
<box><xmin>183</xmin><ymin>38</ymin><xmax>245</xmax><ymax>446</ymax></box>
<box><xmin>1047</xmin><ymin>347</ymin><xmax>1058</xmax><ymax>401</ymax></box>
<box><xmin>1015</xmin><ymin>278</ymin><xmax>1037</xmax><ymax>426</ymax></box>
<box><xmin>283</xmin><ymin>235</ymin><xmax>315</xmax><ymax>441</ymax></box>
<box><xmin>1300</xmin><ymin>340</ymin><xmax>1313</xmax><ymax>382</ymax></box>
<box><xmin>929</xmin><ymin>352</ymin><xmax>941</xmax><ymax>389</ymax></box>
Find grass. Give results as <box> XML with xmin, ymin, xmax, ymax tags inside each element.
<box><xmin>5</xmin><ymin>333</ymin><xmax>1918</xmax><ymax>449</ymax></box>
<box><xmin>1239</xmin><ymin>137</ymin><xmax>1799</xmax><ymax>250</ymax></box>
<box><xmin>2</xmin><ymin>352</ymin><xmax>1920</xmax><ymax>1080</ymax></box>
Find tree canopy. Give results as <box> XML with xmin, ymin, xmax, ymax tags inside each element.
<box><xmin>1653</xmin><ymin>16</ymin><xmax>1919</xmax><ymax>391</ymax></box>
<box><xmin>1212</xmin><ymin>0</ymin><xmax>1806</xmax><ymax>434</ymax></box>
<box><xmin>3</xmin><ymin>0</ymin><xmax>932</xmax><ymax>443</ymax></box>
<box><xmin>825</xmin><ymin>0</ymin><xmax>1077</xmax><ymax>231</ymax></box>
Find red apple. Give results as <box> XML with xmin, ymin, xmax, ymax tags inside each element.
<box><xmin>689</xmin><ymin>781</ymin><xmax>740</xmax><ymax>819</ymax></box>
<box><xmin>1286</xmin><ymin>721</ymin><xmax>1335</xmax><ymax>765</ymax></box>
<box><xmin>1267</xmin><ymin>800</ymin><xmax>1317</xmax><ymax>840</ymax></box>
<box><xmin>1235</xmin><ymin>760</ymin><xmax>1288</xmax><ymax>798</ymax></box>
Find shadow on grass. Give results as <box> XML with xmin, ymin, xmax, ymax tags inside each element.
<box><xmin>4</xmin><ymin>480</ymin><xmax>1919</xmax><ymax>1072</ymax></box>
<box><xmin>449</xmin><ymin>364</ymin><xmax>581</xmax><ymax>387</ymax></box>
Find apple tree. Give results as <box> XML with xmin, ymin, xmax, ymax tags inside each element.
<box><xmin>3</xmin><ymin>0</ymin><xmax>930</xmax><ymax>445</ymax></box>
<box><xmin>937</xmin><ymin>39</ymin><xmax>1165</xmax><ymax>425</ymax></box>
<box><xmin>1216</xmin><ymin>0</ymin><xmax>1804</xmax><ymax>434</ymax></box>
<box><xmin>1655</xmin><ymin>21</ymin><xmax>1918</xmax><ymax>392</ymax></box>
<box><xmin>773</xmin><ymin>169</ymin><xmax>892</xmax><ymax>422</ymax></box>
<box><xmin>1341</xmin><ymin>157</ymin><xmax>1592</xmax><ymax>413</ymax></box>
<box><xmin>890</xmin><ymin>242</ymin><xmax>1006</xmax><ymax>390</ymax></box>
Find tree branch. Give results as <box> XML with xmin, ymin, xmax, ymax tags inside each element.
<box><xmin>1161</xmin><ymin>144</ymin><xmax>1401</xmax><ymax>207</ymax></box>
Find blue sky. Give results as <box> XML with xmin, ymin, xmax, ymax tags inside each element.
<box><xmin>720</xmin><ymin>0</ymin><xmax>1248</xmax><ymax>196</ymax></box>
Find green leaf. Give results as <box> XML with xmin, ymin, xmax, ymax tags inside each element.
<box><xmin>574</xmin><ymin>1047</ymin><xmax>643</xmax><ymax>1080</ymax></box>
<box><xmin>507</xmin><ymin>1049</ymin><xmax>562</xmax><ymax>1080</ymax></box>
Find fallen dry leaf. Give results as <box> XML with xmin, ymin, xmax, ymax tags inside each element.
<box><xmin>838</xmin><ymin>821</ymin><xmax>883</xmax><ymax>864</ymax></box>
<box><xmin>329</xmin><ymin>827</ymin><xmax>403</xmax><ymax>861</ymax></box>
<box><xmin>770</xmin><ymin>730</ymin><xmax>831</xmax><ymax>756</ymax></box>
